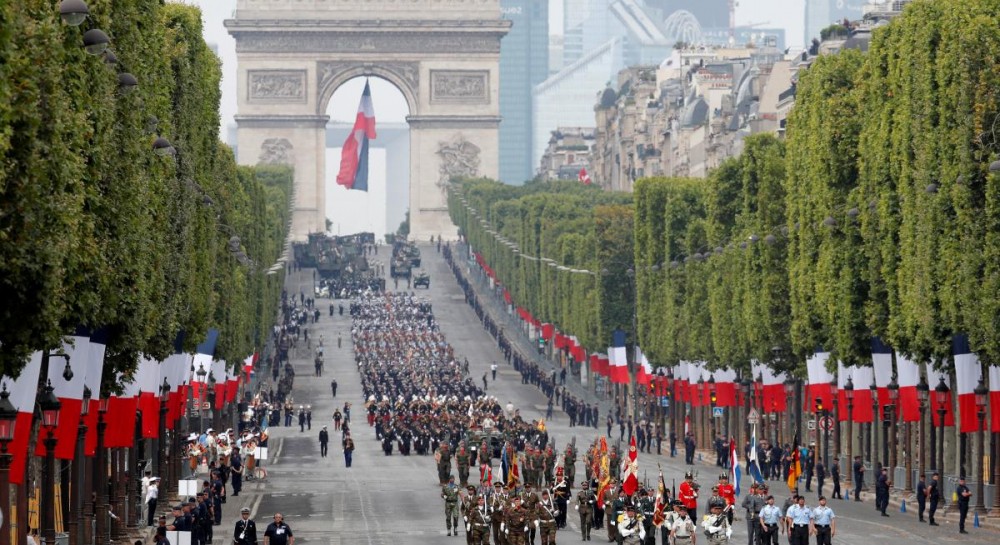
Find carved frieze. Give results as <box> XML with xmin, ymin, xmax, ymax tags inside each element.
<box><xmin>318</xmin><ymin>61</ymin><xmax>419</xmax><ymax>96</ymax></box>
<box><xmin>258</xmin><ymin>138</ymin><xmax>294</xmax><ymax>165</ymax></box>
<box><xmin>431</xmin><ymin>70</ymin><xmax>489</xmax><ymax>104</ymax></box>
<box><xmin>234</xmin><ymin>32</ymin><xmax>502</xmax><ymax>55</ymax></box>
<box><xmin>248</xmin><ymin>70</ymin><xmax>306</xmax><ymax>102</ymax></box>
<box><xmin>436</xmin><ymin>135</ymin><xmax>480</xmax><ymax>194</ymax></box>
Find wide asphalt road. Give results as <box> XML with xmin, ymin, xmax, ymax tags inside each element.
<box><xmin>227</xmin><ymin>243</ymin><xmax>994</xmax><ymax>545</ymax></box>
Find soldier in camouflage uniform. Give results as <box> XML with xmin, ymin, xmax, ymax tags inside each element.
<box><xmin>536</xmin><ymin>489</ymin><xmax>558</xmax><ymax>545</ymax></box>
<box><xmin>457</xmin><ymin>442</ymin><xmax>471</xmax><ymax>487</ymax></box>
<box><xmin>522</xmin><ymin>484</ymin><xmax>539</xmax><ymax>545</ymax></box>
<box><xmin>542</xmin><ymin>446</ymin><xmax>556</xmax><ymax>487</ymax></box>
<box><xmin>467</xmin><ymin>495</ymin><xmax>492</xmax><ymax>545</ymax></box>
<box><xmin>442</xmin><ymin>475</ymin><xmax>462</xmax><ymax>536</ymax></box>
<box><xmin>564</xmin><ymin>445</ymin><xmax>577</xmax><ymax>488</ymax></box>
<box><xmin>491</xmin><ymin>482</ymin><xmax>510</xmax><ymax>545</ymax></box>
<box><xmin>532</xmin><ymin>448</ymin><xmax>545</xmax><ymax>487</ymax></box>
<box><xmin>437</xmin><ymin>444</ymin><xmax>454</xmax><ymax>485</ymax></box>
<box><xmin>576</xmin><ymin>481</ymin><xmax>596</xmax><ymax>541</ymax></box>
<box><xmin>504</xmin><ymin>496</ymin><xmax>530</xmax><ymax>545</ymax></box>
<box><xmin>461</xmin><ymin>486</ymin><xmax>478</xmax><ymax>544</ymax></box>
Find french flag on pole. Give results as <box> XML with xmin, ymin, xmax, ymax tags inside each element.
<box><xmin>2</xmin><ymin>353</ymin><xmax>43</xmax><ymax>484</ymax></box>
<box><xmin>336</xmin><ymin>80</ymin><xmax>376</xmax><ymax>191</ymax></box>
<box><xmin>730</xmin><ymin>438</ymin><xmax>742</xmax><ymax>496</ymax></box>
<box><xmin>608</xmin><ymin>329</ymin><xmax>629</xmax><ymax>384</ymax></box>
<box><xmin>953</xmin><ymin>334</ymin><xmax>982</xmax><ymax>434</ymax></box>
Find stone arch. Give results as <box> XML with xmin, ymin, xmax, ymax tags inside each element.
<box><xmin>316</xmin><ymin>62</ymin><xmax>419</xmax><ymax>117</ymax></box>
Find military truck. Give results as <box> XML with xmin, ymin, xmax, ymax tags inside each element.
<box><xmin>413</xmin><ymin>271</ymin><xmax>430</xmax><ymax>288</ymax></box>
<box><xmin>390</xmin><ymin>257</ymin><xmax>411</xmax><ymax>279</ymax></box>
<box><xmin>407</xmin><ymin>245</ymin><xmax>422</xmax><ymax>268</ymax></box>
<box><xmin>466</xmin><ymin>429</ymin><xmax>505</xmax><ymax>461</ymax></box>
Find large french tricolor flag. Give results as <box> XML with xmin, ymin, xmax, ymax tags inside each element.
<box><xmin>806</xmin><ymin>351</ymin><xmax>835</xmax><ymax>411</ymax></box>
<box><xmin>104</xmin><ymin>372</ymin><xmax>140</xmax><ymax>448</ymax></box>
<box><xmin>871</xmin><ymin>339</ymin><xmax>894</xmax><ymax>419</ymax></box>
<box><xmin>953</xmin><ymin>334</ymin><xmax>982</xmax><ymax>434</ymax></box>
<box><xmin>608</xmin><ymin>329</ymin><xmax>629</xmax><ymax>384</ymax></box>
<box><xmin>2</xmin><ymin>353</ymin><xmax>43</xmax><ymax>484</ymax></box>
<box><xmin>836</xmin><ymin>361</ymin><xmax>874</xmax><ymax>423</ymax></box>
<box><xmin>896</xmin><ymin>353</ymin><xmax>921</xmax><ymax>422</ymax></box>
<box><xmin>336</xmin><ymin>81</ymin><xmax>376</xmax><ymax>191</ymax></box>
<box><xmin>989</xmin><ymin>365</ymin><xmax>1000</xmax><ymax>433</ymax></box>
<box><xmin>752</xmin><ymin>361</ymin><xmax>787</xmax><ymax>413</ymax></box>
<box><xmin>636</xmin><ymin>348</ymin><xmax>652</xmax><ymax>386</ymax></box>
<box><xmin>712</xmin><ymin>368</ymin><xmax>738</xmax><ymax>407</ymax></box>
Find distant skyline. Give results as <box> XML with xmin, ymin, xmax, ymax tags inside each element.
<box><xmin>188</xmin><ymin>0</ymin><xmax>808</xmax><ymax>134</ymax></box>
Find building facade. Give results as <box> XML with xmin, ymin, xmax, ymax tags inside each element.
<box><xmin>499</xmin><ymin>0</ymin><xmax>548</xmax><ymax>184</ymax></box>
<box><xmin>538</xmin><ymin>127</ymin><xmax>596</xmax><ymax>181</ymax></box>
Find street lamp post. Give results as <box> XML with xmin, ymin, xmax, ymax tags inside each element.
<box><xmin>39</xmin><ymin>380</ymin><xmax>62</xmax><ymax>545</ymax></box>
<box><xmin>626</xmin><ymin>267</ymin><xmax>638</xmax><ymax>421</ymax></box>
<box><xmin>830</xmin><ymin>379</ymin><xmax>839</xmax><ymax>463</ymax></box>
<box><xmin>974</xmin><ymin>378</ymin><xmax>988</xmax><ymax>514</ymax></box>
<box><xmin>94</xmin><ymin>397</ymin><xmax>110</xmax><ymax>545</ymax></box>
<box><xmin>870</xmin><ymin>381</ymin><xmax>878</xmax><ymax>470</ymax></box>
<box><xmin>935</xmin><ymin>377</ymin><xmax>949</xmax><ymax>482</ymax></box>
<box><xmin>197</xmin><ymin>363</ymin><xmax>207</xmax><ymax>432</ymax></box>
<box><xmin>159</xmin><ymin>378</ymin><xmax>170</xmax><ymax>490</ymax></box>
<box><xmin>710</xmin><ymin>386</ymin><xmax>718</xmax><ymax>449</ymax></box>
<box><xmin>916</xmin><ymin>376</ymin><xmax>929</xmax><ymax>478</ymax></box>
<box><xmin>816</xmin><ymin>397</ymin><xmax>829</xmax><ymax>468</ymax></box>
<box><xmin>0</xmin><ymin>385</ymin><xmax>18</xmax><ymax>545</ymax></box>
<box><xmin>887</xmin><ymin>379</ymin><xmax>899</xmax><ymax>487</ymax></box>
<box><xmin>783</xmin><ymin>378</ymin><xmax>795</xmax><ymax>445</ymax></box>
<box><xmin>741</xmin><ymin>376</ymin><xmax>752</xmax><ymax>447</ymax></box>
<box><xmin>844</xmin><ymin>377</ymin><xmax>854</xmax><ymax>486</ymax></box>
<box><xmin>666</xmin><ymin>372</ymin><xmax>676</xmax><ymax>453</ymax></box>
<box><xmin>70</xmin><ymin>386</ymin><xmax>91</xmax><ymax>545</ymax></box>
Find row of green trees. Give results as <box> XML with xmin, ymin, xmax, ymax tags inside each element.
<box><xmin>452</xmin><ymin>1</ymin><xmax>1000</xmax><ymax>375</ymax></box>
<box><xmin>447</xmin><ymin>179</ymin><xmax>632</xmax><ymax>352</ymax></box>
<box><xmin>0</xmin><ymin>1</ymin><xmax>291</xmax><ymax>380</ymax></box>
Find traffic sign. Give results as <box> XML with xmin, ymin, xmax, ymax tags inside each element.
<box><xmin>660</xmin><ymin>397</ymin><xmax>670</xmax><ymax>408</ymax></box>
<box><xmin>713</xmin><ymin>407</ymin><xmax>725</xmax><ymax>418</ymax></box>
<box><xmin>201</xmin><ymin>401</ymin><xmax>211</xmax><ymax>410</ymax></box>
<box><xmin>807</xmin><ymin>419</ymin><xmax>816</xmax><ymax>430</ymax></box>
<box><xmin>818</xmin><ymin>416</ymin><xmax>835</xmax><ymax>432</ymax></box>
<box><xmin>747</xmin><ymin>408</ymin><xmax>760</xmax><ymax>425</ymax></box>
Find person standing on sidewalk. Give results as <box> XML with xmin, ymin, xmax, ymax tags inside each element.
<box><xmin>852</xmin><ymin>456</ymin><xmax>864</xmax><ymax>501</ymax></box>
<box><xmin>263</xmin><ymin>514</ymin><xmax>294</xmax><ymax>545</ymax></box>
<box><xmin>875</xmin><ymin>468</ymin><xmax>890</xmax><ymax>517</ymax></box>
<box><xmin>830</xmin><ymin>458</ymin><xmax>841</xmax><ymax>500</ymax></box>
<box><xmin>927</xmin><ymin>472</ymin><xmax>941</xmax><ymax>526</ymax></box>
<box><xmin>915</xmin><ymin>474</ymin><xmax>927</xmax><ymax>522</ymax></box>
<box><xmin>956</xmin><ymin>476</ymin><xmax>972</xmax><ymax>534</ymax></box>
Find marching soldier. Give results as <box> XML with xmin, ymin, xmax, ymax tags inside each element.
<box><xmin>443</xmin><ymin>475</ymin><xmax>462</xmax><ymax>536</ymax></box>
<box><xmin>616</xmin><ymin>504</ymin><xmax>646</xmax><ymax>545</ymax></box>
<box><xmin>717</xmin><ymin>474</ymin><xmax>736</xmax><ymax>525</ymax></box>
<box><xmin>536</xmin><ymin>490</ymin><xmax>558</xmax><ymax>545</ymax></box>
<box><xmin>552</xmin><ymin>469</ymin><xmax>570</xmax><ymax>529</ymax></box>
<box><xmin>491</xmin><ymin>482</ymin><xmax>509</xmax><ymax>545</ymax></box>
<box><xmin>669</xmin><ymin>504</ymin><xmax>697</xmax><ymax>545</ymax></box>
<box><xmin>637</xmin><ymin>489</ymin><xmax>655</xmax><ymax>545</ymax></box>
<box><xmin>462</xmin><ymin>486</ymin><xmax>478</xmax><ymax>544</ymax></box>
<box><xmin>504</xmin><ymin>496</ymin><xmax>530</xmax><ymax>545</ymax></box>
<box><xmin>564</xmin><ymin>445</ymin><xmax>577</xmax><ymax>488</ymax></box>
<box><xmin>679</xmin><ymin>472</ymin><xmax>700</xmax><ymax>521</ymax></box>
<box><xmin>610</xmin><ymin>489</ymin><xmax>629</xmax><ymax>545</ymax></box>
<box><xmin>741</xmin><ymin>483</ymin><xmax>766</xmax><ymax>545</ymax></box>
<box><xmin>660</xmin><ymin>500</ymin><xmax>683</xmax><ymax>545</ymax></box>
<box><xmin>457</xmin><ymin>442</ymin><xmax>471</xmax><ymax>487</ymax></box>
<box><xmin>467</xmin><ymin>495</ymin><xmax>492</xmax><ymax>545</ymax></box>
<box><xmin>437</xmin><ymin>444</ymin><xmax>454</xmax><ymax>485</ymax></box>
<box><xmin>758</xmin><ymin>496</ymin><xmax>782</xmax><ymax>545</ymax></box>
<box><xmin>810</xmin><ymin>497</ymin><xmax>835</xmax><ymax>545</ymax></box>
<box><xmin>575</xmin><ymin>481</ymin><xmax>596</xmax><ymax>541</ymax></box>
<box><xmin>543</xmin><ymin>446</ymin><xmax>556</xmax><ymax>487</ymax></box>
<box><xmin>603</xmin><ymin>480</ymin><xmax>620</xmax><ymax>542</ymax></box>
<box><xmin>702</xmin><ymin>499</ymin><xmax>731</xmax><ymax>545</ymax></box>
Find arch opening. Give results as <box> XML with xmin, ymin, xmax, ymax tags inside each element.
<box><xmin>324</xmin><ymin>76</ymin><xmax>411</xmax><ymax>240</ymax></box>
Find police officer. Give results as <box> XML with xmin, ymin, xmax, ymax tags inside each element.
<box><xmin>262</xmin><ymin>513</ymin><xmax>293</xmax><ymax>545</ymax></box>
<box><xmin>915</xmin><ymin>474</ymin><xmax>927</xmax><ymax>522</ymax></box>
<box><xmin>927</xmin><ymin>472</ymin><xmax>941</xmax><ymax>526</ymax></box>
<box><xmin>576</xmin><ymin>481</ymin><xmax>596</xmax><ymax>541</ymax></box>
<box><xmin>167</xmin><ymin>505</ymin><xmax>191</xmax><ymax>532</ymax></box>
<box><xmin>741</xmin><ymin>483</ymin><xmax>766</xmax><ymax>545</ymax></box>
<box><xmin>758</xmin><ymin>496</ymin><xmax>782</xmax><ymax>545</ymax></box>
<box><xmin>784</xmin><ymin>496</ymin><xmax>811</xmax><ymax>545</ymax></box>
<box><xmin>810</xmin><ymin>497</ymin><xmax>835</xmax><ymax>545</ymax></box>
<box><xmin>233</xmin><ymin>507</ymin><xmax>258</xmax><ymax>545</ymax></box>
<box><xmin>956</xmin><ymin>476</ymin><xmax>972</xmax><ymax>534</ymax></box>
<box><xmin>443</xmin><ymin>475</ymin><xmax>462</xmax><ymax>536</ymax></box>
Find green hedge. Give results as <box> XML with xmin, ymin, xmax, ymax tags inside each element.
<box><xmin>0</xmin><ymin>1</ymin><xmax>291</xmax><ymax>383</ymax></box>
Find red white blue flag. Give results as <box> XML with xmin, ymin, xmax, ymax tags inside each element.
<box><xmin>336</xmin><ymin>81</ymin><xmax>376</xmax><ymax>191</ymax></box>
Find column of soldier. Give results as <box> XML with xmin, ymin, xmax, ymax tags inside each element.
<box><xmin>443</xmin><ymin>244</ymin><xmax>603</xmax><ymax>430</ymax></box>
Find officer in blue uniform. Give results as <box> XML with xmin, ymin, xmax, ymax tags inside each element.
<box><xmin>784</xmin><ymin>496</ymin><xmax>812</xmax><ymax>545</ymax></box>
<box><xmin>810</xmin><ymin>497</ymin><xmax>835</xmax><ymax>545</ymax></box>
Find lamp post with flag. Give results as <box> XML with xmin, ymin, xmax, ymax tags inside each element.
<box><xmin>0</xmin><ymin>385</ymin><xmax>16</xmax><ymax>545</ymax></box>
<box><xmin>974</xmin><ymin>378</ymin><xmax>988</xmax><ymax>514</ymax></box>
<box><xmin>844</xmin><ymin>377</ymin><xmax>854</xmax><ymax>487</ymax></box>
<box><xmin>935</xmin><ymin>377</ymin><xmax>949</xmax><ymax>477</ymax></box>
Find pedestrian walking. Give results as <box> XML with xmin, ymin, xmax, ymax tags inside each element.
<box><xmin>319</xmin><ymin>426</ymin><xmax>329</xmax><ymax>457</ymax></box>
<box><xmin>305</xmin><ymin>406</ymin><xmax>312</xmax><ymax>430</ymax></box>
<box><xmin>491</xmin><ymin>362</ymin><xmax>498</xmax><ymax>381</ymax></box>
<box><xmin>343</xmin><ymin>432</ymin><xmax>355</xmax><ymax>467</ymax></box>
<box><xmin>957</xmin><ymin>476</ymin><xmax>972</xmax><ymax>533</ymax></box>
<box><xmin>263</xmin><ymin>514</ymin><xmax>293</xmax><ymax>545</ymax></box>
<box><xmin>784</xmin><ymin>496</ymin><xmax>811</xmax><ymax>545</ymax></box>
<box><xmin>330</xmin><ymin>379</ymin><xmax>338</xmax><ymax>397</ymax></box>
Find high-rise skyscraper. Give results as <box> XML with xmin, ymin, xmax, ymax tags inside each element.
<box><xmin>499</xmin><ymin>0</ymin><xmax>548</xmax><ymax>184</ymax></box>
<box><xmin>645</xmin><ymin>0</ymin><xmax>728</xmax><ymax>30</ymax></box>
<box><xmin>804</xmin><ymin>0</ymin><xmax>866</xmax><ymax>45</ymax></box>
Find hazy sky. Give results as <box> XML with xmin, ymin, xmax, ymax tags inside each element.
<box><xmin>187</xmin><ymin>0</ymin><xmax>806</xmax><ymax>132</ymax></box>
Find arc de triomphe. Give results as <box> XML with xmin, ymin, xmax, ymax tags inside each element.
<box><xmin>226</xmin><ymin>0</ymin><xmax>510</xmax><ymax>241</ymax></box>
